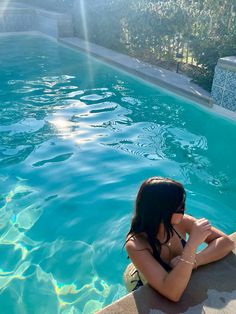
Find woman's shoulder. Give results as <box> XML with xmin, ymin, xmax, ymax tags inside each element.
<box><xmin>125</xmin><ymin>233</ymin><xmax>151</xmax><ymax>253</ymax></box>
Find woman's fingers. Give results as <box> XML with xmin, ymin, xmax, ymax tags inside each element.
<box><xmin>203</xmin><ymin>224</ymin><xmax>212</xmax><ymax>230</ymax></box>
<box><xmin>198</xmin><ymin>219</ymin><xmax>210</xmax><ymax>225</ymax></box>
<box><xmin>198</xmin><ymin>219</ymin><xmax>212</xmax><ymax>229</ymax></box>
<box><xmin>189</xmin><ymin>218</ymin><xmax>213</xmax><ymax>247</ymax></box>
<box><xmin>198</xmin><ymin>218</ymin><xmax>208</xmax><ymax>222</ymax></box>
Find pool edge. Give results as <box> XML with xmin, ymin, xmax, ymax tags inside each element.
<box><xmin>58</xmin><ymin>38</ymin><xmax>211</xmax><ymax>107</ymax></box>
<box><xmin>59</xmin><ymin>37</ymin><xmax>236</xmax><ymax>122</ymax></box>
<box><xmin>97</xmin><ymin>233</ymin><xmax>236</xmax><ymax>314</ymax></box>
<box><xmin>1</xmin><ymin>32</ymin><xmax>236</xmax><ymax>121</ymax></box>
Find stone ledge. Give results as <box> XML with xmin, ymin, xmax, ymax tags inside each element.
<box><xmin>98</xmin><ymin>233</ymin><xmax>236</xmax><ymax>314</ymax></box>
<box><xmin>218</xmin><ymin>57</ymin><xmax>236</xmax><ymax>73</ymax></box>
<box><xmin>59</xmin><ymin>38</ymin><xmax>211</xmax><ymax>109</ymax></box>
<box><xmin>0</xmin><ymin>8</ymin><xmax>33</xmax><ymax>13</ymax></box>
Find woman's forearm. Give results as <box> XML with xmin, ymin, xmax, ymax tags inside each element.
<box><xmin>196</xmin><ymin>236</ymin><xmax>234</xmax><ymax>268</ymax></box>
<box><xmin>163</xmin><ymin>243</ymin><xmax>196</xmax><ymax>302</ymax></box>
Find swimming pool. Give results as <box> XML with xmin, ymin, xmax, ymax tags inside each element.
<box><xmin>0</xmin><ymin>33</ymin><xmax>236</xmax><ymax>314</ymax></box>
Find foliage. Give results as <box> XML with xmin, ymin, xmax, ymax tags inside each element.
<box><xmin>21</xmin><ymin>0</ymin><xmax>236</xmax><ymax>91</ymax></box>
<box><xmin>73</xmin><ymin>0</ymin><xmax>236</xmax><ymax>91</ymax></box>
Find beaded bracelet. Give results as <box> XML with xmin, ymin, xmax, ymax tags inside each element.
<box><xmin>178</xmin><ymin>257</ymin><xmax>195</xmax><ymax>266</ymax></box>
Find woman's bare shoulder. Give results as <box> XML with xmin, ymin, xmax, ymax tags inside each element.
<box><xmin>125</xmin><ymin>233</ymin><xmax>151</xmax><ymax>253</ymax></box>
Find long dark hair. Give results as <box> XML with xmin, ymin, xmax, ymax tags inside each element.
<box><xmin>126</xmin><ymin>177</ymin><xmax>186</xmax><ymax>262</ymax></box>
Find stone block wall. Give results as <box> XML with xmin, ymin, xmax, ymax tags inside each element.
<box><xmin>0</xmin><ymin>3</ymin><xmax>73</xmax><ymax>38</ymax></box>
<box><xmin>211</xmin><ymin>57</ymin><xmax>236</xmax><ymax>111</ymax></box>
<box><xmin>0</xmin><ymin>8</ymin><xmax>36</xmax><ymax>32</ymax></box>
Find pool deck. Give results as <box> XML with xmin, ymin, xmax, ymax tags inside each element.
<box><xmin>59</xmin><ymin>37</ymin><xmax>211</xmax><ymax>108</ymax></box>
<box><xmin>98</xmin><ymin>233</ymin><xmax>236</xmax><ymax>314</ymax></box>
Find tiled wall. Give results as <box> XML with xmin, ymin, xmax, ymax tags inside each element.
<box><xmin>211</xmin><ymin>60</ymin><xmax>236</xmax><ymax>111</ymax></box>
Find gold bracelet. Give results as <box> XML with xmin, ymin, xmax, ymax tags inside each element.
<box><xmin>178</xmin><ymin>257</ymin><xmax>195</xmax><ymax>266</ymax></box>
<box><xmin>181</xmin><ymin>252</ymin><xmax>196</xmax><ymax>259</ymax></box>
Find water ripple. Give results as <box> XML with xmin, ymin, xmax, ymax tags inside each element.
<box><xmin>80</xmin><ymin>92</ymin><xmax>114</xmax><ymax>102</ymax></box>
<box><xmin>1</xmin><ymin>34</ymin><xmax>236</xmax><ymax>314</ymax></box>
<box><xmin>33</xmin><ymin>153</ymin><xmax>73</xmax><ymax>167</ymax></box>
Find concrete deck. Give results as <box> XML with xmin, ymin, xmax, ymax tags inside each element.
<box><xmin>59</xmin><ymin>38</ymin><xmax>211</xmax><ymax>107</ymax></box>
<box><xmin>98</xmin><ymin>233</ymin><xmax>236</xmax><ymax>314</ymax></box>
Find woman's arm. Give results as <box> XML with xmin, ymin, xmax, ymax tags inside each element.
<box><xmin>126</xmin><ymin>219</ymin><xmax>211</xmax><ymax>302</ymax></box>
<box><xmin>126</xmin><ymin>238</ymin><xmax>196</xmax><ymax>302</ymax></box>
<box><xmin>183</xmin><ymin>215</ymin><xmax>235</xmax><ymax>268</ymax></box>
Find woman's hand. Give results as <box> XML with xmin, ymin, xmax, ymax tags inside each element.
<box><xmin>188</xmin><ymin>218</ymin><xmax>212</xmax><ymax>248</ymax></box>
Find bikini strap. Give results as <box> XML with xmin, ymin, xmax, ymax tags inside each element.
<box><xmin>173</xmin><ymin>227</ymin><xmax>186</xmax><ymax>248</ymax></box>
<box><xmin>172</xmin><ymin>227</ymin><xmax>183</xmax><ymax>239</ymax></box>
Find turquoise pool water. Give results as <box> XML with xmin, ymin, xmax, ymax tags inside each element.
<box><xmin>0</xmin><ymin>34</ymin><xmax>236</xmax><ymax>314</ymax></box>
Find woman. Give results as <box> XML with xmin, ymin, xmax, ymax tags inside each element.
<box><xmin>124</xmin><ymin>177</ymin><xmax>234</xmax><ymax>302</ymax></box>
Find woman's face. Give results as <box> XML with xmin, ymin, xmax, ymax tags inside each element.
<box><xmin>171</xmin><ymin>193</ymin><xmax>185</xmax><ymax>225</ymax></box>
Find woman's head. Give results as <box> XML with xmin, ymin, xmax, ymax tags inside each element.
<box><xmin>128</xmin><ymin>177</ymin><xmax>186</xmax><ymax>243</ymax></box>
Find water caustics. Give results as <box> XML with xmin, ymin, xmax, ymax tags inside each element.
<box><xmin>0</xmin><ymin>34</ymin><xmax>236</xmax><ymax>314</ymax></box>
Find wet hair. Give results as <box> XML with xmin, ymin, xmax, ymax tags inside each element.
<box><xmin>126</xmin><ymin>177</ymin><xmax>186</xmax><ymax>262</ymax></box>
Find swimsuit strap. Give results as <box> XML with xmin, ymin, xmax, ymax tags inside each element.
<box><xmin>173</xmin><ymin>227</ymin><xmax>187</xmax><ymax>248</ymax></box>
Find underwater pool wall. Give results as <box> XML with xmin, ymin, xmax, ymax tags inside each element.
<box><xmin>211</xmin><ymin>57</ymin><xmax>236</xmax><ymax>112</ymax></box>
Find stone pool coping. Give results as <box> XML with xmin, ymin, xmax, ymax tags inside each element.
<box><xmin>218</xmin><ymin>56</ymin><xmax>236</xmax><ymax>73</ymax></box>
<box><xmin>59</xmin><ymin>37</ymin><xmax>236</xmax><ymax>122</ymax></box>
<box><xmin>98</xmin><ymin>233</ymin><xmax>236</xmax><ymax>314</ymax></box>
<box><xmin>59</xmin><ymin>38</ymin><xmax>211</xmax><ymax>107</ymax></box>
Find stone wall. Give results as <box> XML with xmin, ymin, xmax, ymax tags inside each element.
<box><xmin>0</xmin><ymin>2</ymin><xmax>73</xmax><ymax>37</ymax></box>
<box><xmin>211</xmin><ymin>57</ymin><xmax>236</xmax><ymax>112</ymax></box>
<box><xmin>9</xmin><ymin>0</ymin><xmax>75</xmax><ymax>13</ymax></box>
<box><xmin>0</xmin><ymin>8</ymin><xmax>36</xmax><ymax>32</ymax></box>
